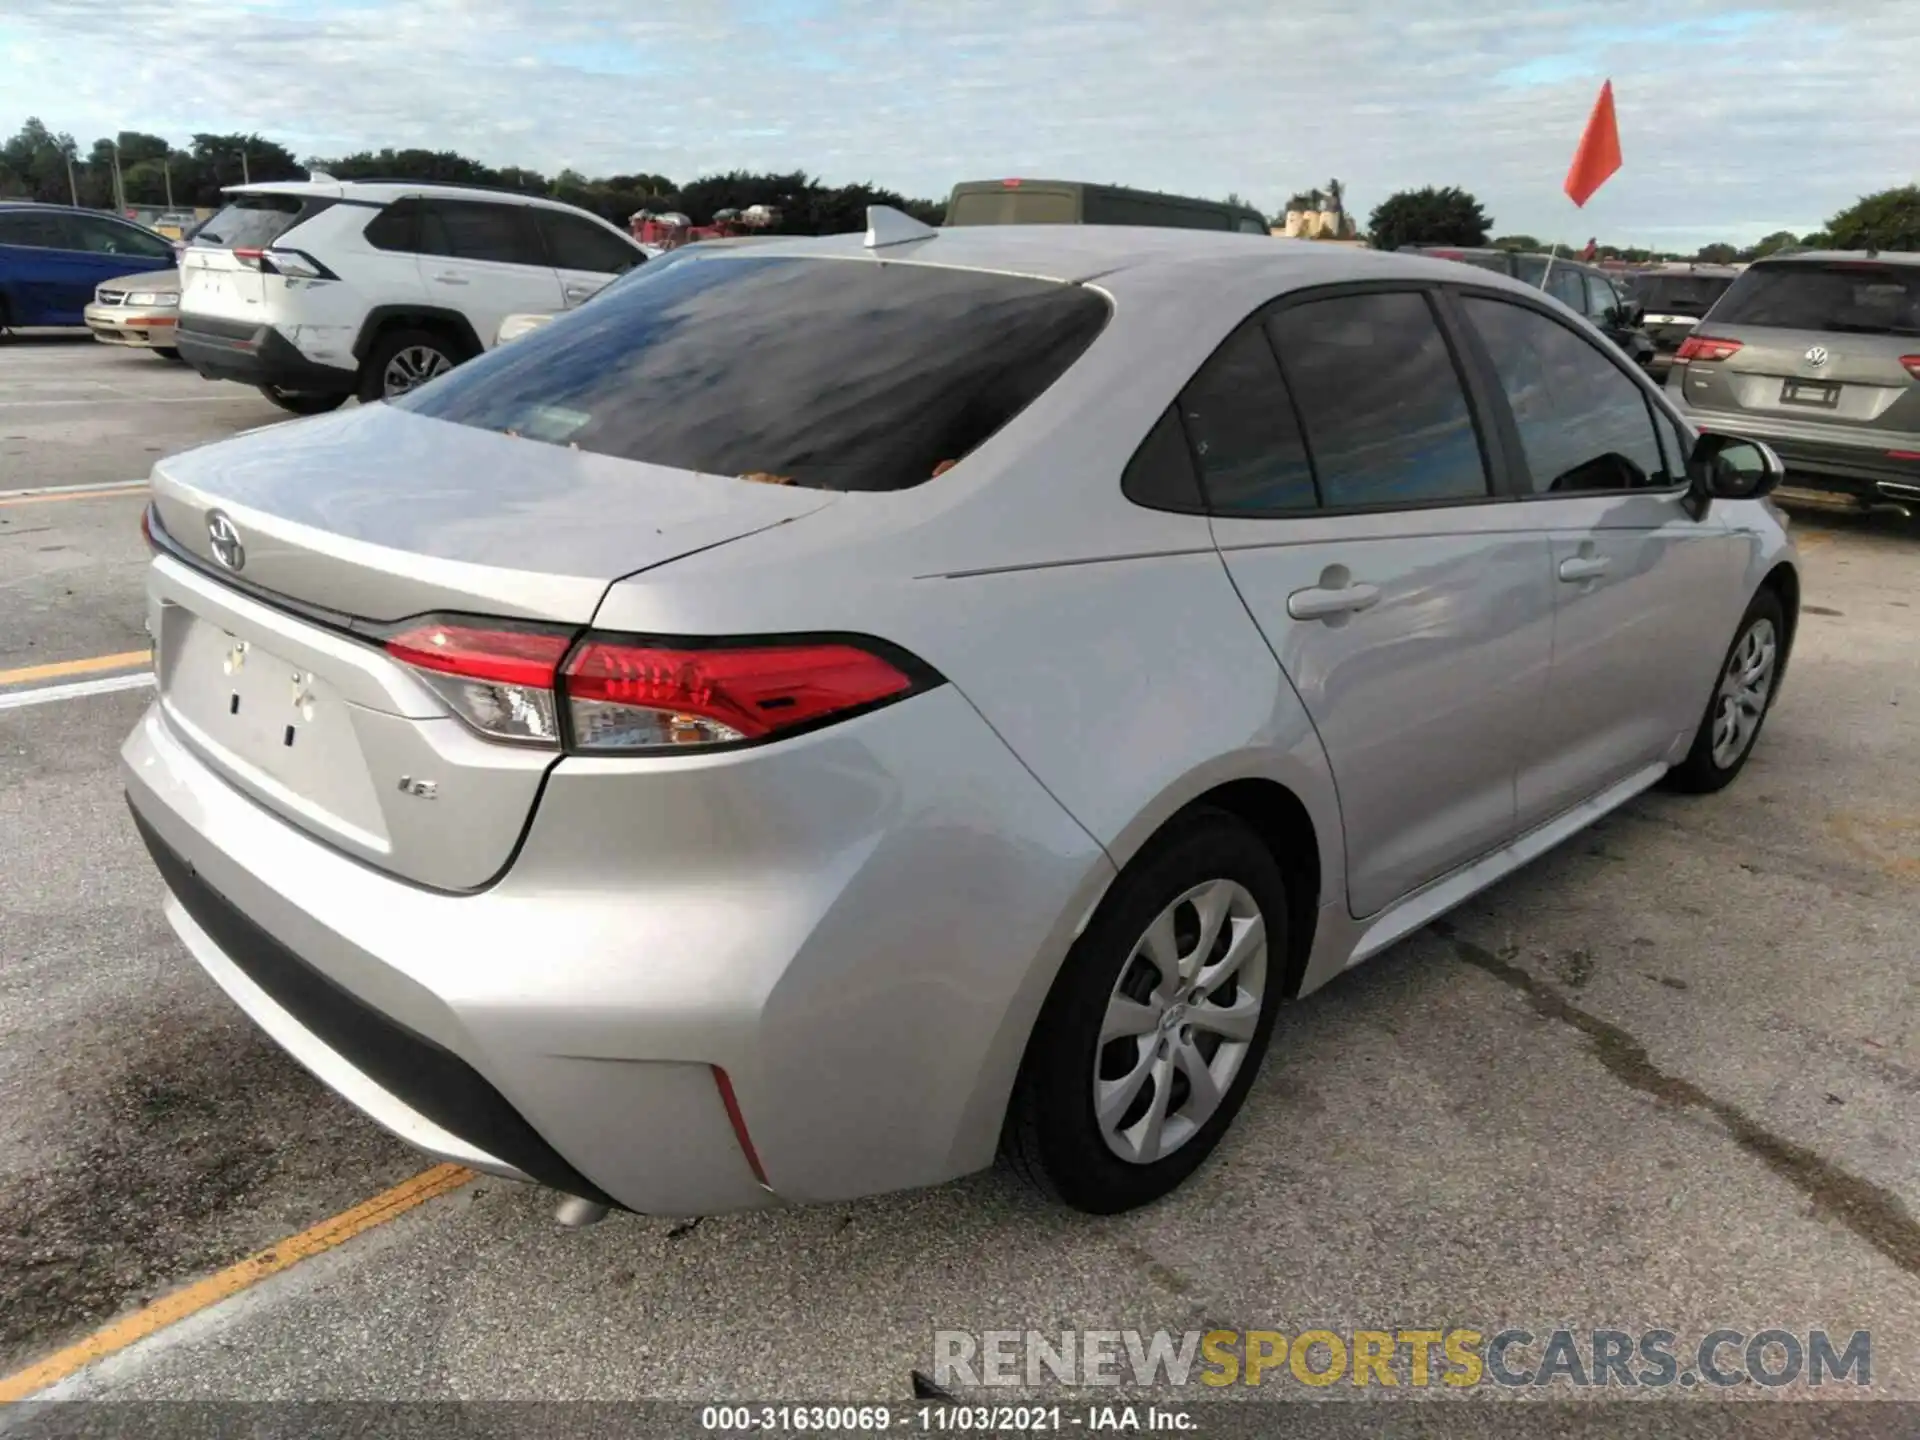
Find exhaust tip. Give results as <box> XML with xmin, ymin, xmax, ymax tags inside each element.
<box><xmin>554</xmin><ymin>1195</ymin><xmax>612</xmax><ymax>1228</ymax></box>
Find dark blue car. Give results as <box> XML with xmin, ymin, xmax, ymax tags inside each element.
<box><xmin>0</xmin><ymin>203</ymin><xmax>176</xmax><ymax>329</ymax></box>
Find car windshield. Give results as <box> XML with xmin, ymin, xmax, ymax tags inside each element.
<box><xmin>1709</xmin><ymin>262</ymin><xmax>1920</xmax><ymax>335</ymax></box>
<box><xmin>1633</xmin><ymin>274</ymin><xmax>1736</xmax><ymax>315</ymax></box>
<box><xmin>191</xmin><ymin>194</ymin><xmax>304</xmax><ymax>249</ymax></box>
<box><xmin>395</xmin><ymin>253</ymin><xmax>1112</xmax><ymax>491</ymax></box>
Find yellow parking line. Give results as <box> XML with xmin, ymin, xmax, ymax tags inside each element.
<box><xmin>0</xmin><ymin>1163</ymin><xmax>475</xmax><ymax>1402</ymax></box>
<box><xmin>0</xmin><ymin>650</ymin><xmax>151</xmax><ymax>688</ymax></box>
<box><xmin>0</xmin><ymin>486</ymin><xmax>147</xmax><ymax>508</ymax></box>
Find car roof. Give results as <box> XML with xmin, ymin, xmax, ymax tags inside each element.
<box><xmin>1743</xmin><ymin>249</ymin><xmax>1920</xmax><ymax>269</ymax></box>
<box><xmin>683</xmin><ymin>224</ymin><xmax>1490</xmax><ymax>290</ymax></box>
<box><xmin>221</xmin><ymin>178</ymin><xmax>619</xmax><ymax>218</ymax></box>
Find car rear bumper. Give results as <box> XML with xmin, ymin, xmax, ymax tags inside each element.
<box><xmin>1676</xmin><ymin>403</ymin><xmax>1920</xmax><ymax>503</ymax></box>
<box><xmin>176</xmin><ymin>316</ymin><xmax>357</xmax><ymax>395</ymax></box>
<box><xmin>85</xmin><ymin>304</ymin><xmax>179</xmax><ymax>349</ymax></box>
<box><xmin>121</xmin><ymin>678</ymin><xmax>1111</xmax><ymax>1215</ymax></box>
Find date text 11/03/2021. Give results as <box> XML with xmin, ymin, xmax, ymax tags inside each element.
<box><xmin>700</xmin><ymin>1406</ymin><xmax>1196</xmax><ymax>1432</ymax></box>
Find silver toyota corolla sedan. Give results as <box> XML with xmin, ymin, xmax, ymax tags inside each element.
<box><xmin>124</xmin><ymin>212</ymin><xmax>1799</xmax><ymax>1219</ymax></box>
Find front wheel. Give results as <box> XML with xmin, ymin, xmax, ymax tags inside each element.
<box><xmin>1664</xmin><ymin>588</ymin><xmax>1786</xmax><ymax>794</ymax></box>
<box><xmin>1003</xmin><ymin>810</ymin><xmax>1290</xmax><ymax>1214</ymax></box>
<box><xmin>258</xmin><ymin>385</ymin><xmax>348</xmax><ymax>416</ymax></box>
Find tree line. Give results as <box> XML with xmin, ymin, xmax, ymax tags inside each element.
<box><xmin>8</xmin><ymin>116</ymin><xmax>1915</xmax><ymax>255</ymax></box>
<box><xmin>1361</xmin><ymin>184</ymin><xmax>1920</xmax><ymax>262</ymax></box>
<box><xmin>0</xmin><ymin>118</ymin><xmax>945</xmax><ymax>233</ymax></box>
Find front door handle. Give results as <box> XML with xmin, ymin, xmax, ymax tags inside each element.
<box><xmin>431</xmin><ymin>271</ymin><xmax>470</xmax><ymax>286</ymax></box>
<box><xmin>564</xmin><ymin>283</ymin><xmax>597</xmax><ymax>302</ymax></box>
<box><xmin>1558</xmin><ymin>555</ymin><xmax>1612</xmax><ymax>583</ymax></box>
<box><xmin>1287</xmin><ymin>581</ymin><xmax>1381</xmax><ymax>621</ymax></box>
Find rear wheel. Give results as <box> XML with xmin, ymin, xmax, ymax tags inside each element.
<box><xmin>1004</xmin><ymin>810</ymin><xmax>1290</xmax><ymax>1213</ymax></box>
<box><xmin>155</xmin><ymin>347</ymin><xmax>187</xmax><ymax>363</ymax></box>
<box><xmin>1665</xmin><ymin>588</ymin><xmax>1785</xmax><ymax>794</ymax></box>
<box><xmin>258</xmin><ymin>385</ymin><xmax>348</xmax><ymax>416</ymax></box>
<box><xmin>358</xmin><ymin>327</ymin><xmax>465</xmax><ymax>403</ymax></box>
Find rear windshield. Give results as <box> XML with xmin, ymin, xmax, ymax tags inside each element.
<box><xmin>1632</xmin><ymin>274</ymin><xmax>1736</xmax><ymax>315</ymax></box>
<box><xmin>189</xmin><ymin>194</ymin><xmax>308</xmax><ymax>249</ymax></box>
<box><xmin>395</xmin><ymin>253</ymin><xmax>1112</xmax><ymax>491</ymax></box>
<box><xmin>1709</xmin><ymin>262</ymin><xmax>1920</xmax><ymax>336</ymax></box>
<box><xmin>946</xmin><ymin>189</ymin><xmax>1080</xmax><ymax>225</ymax></box>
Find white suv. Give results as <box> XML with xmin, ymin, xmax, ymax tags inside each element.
<box><xmin>176</xmin><ymin>177</ymin><xmax>645</xmax><ymax>415</ymax></box>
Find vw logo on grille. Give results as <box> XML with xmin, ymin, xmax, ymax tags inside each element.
<box><xmin>206</xmin><ymin>510</ymin><xmax>245</xmax><ymax>572</ymax></box>
<box><xmin>1804</xmin><ymin>345</ymin><xmax>1830</xmax><ymax>367</ymax></box>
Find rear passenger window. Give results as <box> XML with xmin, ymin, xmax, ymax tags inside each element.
<box><xmin>1547</xmin><ymin>267</ymin><xmax>1586</xmax><ymax>313</ymax></box>
<box><xmin>419</xmin><ymin>201</ymin><xmax>545</xmax><ymax>267</ymax></box>
<box><xmin>1461</xmin><ymin>296</ymin><xmax>1671</xmax><ymax>493</ymax></box>
<box><xmin>535</xmin><ymin>210</ymin><xmax>641</xmax><ymax>274</ymax></box>
<box><xmin>1121</xmin><ymin>406</ymin><xmax>1206</xmax><ymax>511</ymax></box>
<box><xmin>1267</xmin><ymin>291</ymin><xmax>1489</xmax><ymax>508</ymax></box>
<box><xmin>1176</xmin><ymin>322</ymin><xmax>1316</xmax><ymax>513</ymax></box>
<box><xmin>364</xmin><ymin>199</ymin><xmax>422</xmax><ymax>252</ymax></box>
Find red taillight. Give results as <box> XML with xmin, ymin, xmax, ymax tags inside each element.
<box><xmin>1900</xmin><ymin>355</ymin><xmax>1920</xmax><ymax>380</ymax></box>
<box><xmin>381</xmin><ymin>620</ymin><xmax>932</xmax><ymax>752</ymax></box>
<box><xmin>1675</xmin><ymin>335</ymin><xmax>1743</xmax><ymax>364</ymax></box>
<box><xmin>140</xmin><ymin>504</ymin><xmax>154</xmax><ymax>549</ymax></box>
<box><xmin>232</xmin><ymin>246</ymin><xmax>265</xmax><ymax>270</ymax></box>
<box><xmin>1002</xmin><ymin>178</ymin><xmax>1023</xmax><ymax>188</ymax></box>
<box><xmin>384</xmin><ymin>621</ymin><xmax>573</xmax><ymax>745</ymax></box>
<box><xmin>561</xmin><ymin>637</ymin><xmax>919</xmax><ymax>751</ymax></box>
<box><xmin>1431</xmin><ymin>249</ymin><xmax>1464</xmax><ymax>259</ymax></box>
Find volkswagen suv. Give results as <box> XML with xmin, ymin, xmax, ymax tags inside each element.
<box><xmin>1666</xmin><ymin>251</ymin><xmax>1920</xmax><ymax>510</ymax></box>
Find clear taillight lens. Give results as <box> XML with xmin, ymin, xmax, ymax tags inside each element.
<box><xmin>561</xmin><ymin>638</ymin><xmax>922</xmax><ymax>752</ymax></box>
<box><xmin>385</xmin><ymin>621</ymin><xmax>572</xmax><ymax>745</ymax></box>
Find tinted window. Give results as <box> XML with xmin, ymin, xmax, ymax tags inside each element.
<box><xmin>1654</xmin><ymin>404</ymin><xmax>1691</xmax><ymax>480</ymax></box>
<box><xmin>1268</xmin><ymin>291</ymin><xmax>1489</xmax><ymax>508</ymax></box>
<box><xmin>396</xmin><ymin>253</ymin><xmax>1110</xmax><ymax>492</ymax></box>
<box><xmin>946</xmin><ymin>189</ymin><xmax>1079</xmax><ymax>225</ymax></box>
<box><xmin>191</xmin><ymin>194</ymin><xmax>305</xmax><ymax>249</ymax></box>
<box><xmin>1547</xmin><ymin>266</ymin><xmax>1586</xmax><ymax>312</ymax></box>
<box><xmin>65</xmin><ymin>215</ymin><xmax>172</xmax><ymax>258</ymax></box>
<box><xmin>1121</xmin><ymin>407</ymin><xmax>1205</xmax><ymax>511</ymax></box>
<box><xmin>363</xmin><ymin>199</ymin><xmax>421</xmax><ymax>252</ymax></box>
<box><xmin>1633</xmin><ymin>274</ymin><xmax>1735</xmax><ymax>316</ymax></box>
<box><xmin>1583</xmin><ymin>274</ymin><xmax>1619</xmax><ymax>320</ymax></box>
<box><xmin>0</xmin><ymin>211</ymin><xmax>66</xmax><ymax>248</ymax></box>
<box><xmin>1514</xmin><ymin>256</ymin><xmax>1549</xmax><ymax>287</ymax></box>
<box><xmin>1176</xmin><ymin>321</ymin><xmax>1314</xmax><ymax>513</ymax></box>
<box><xmin>419</xmin><ymin>201</ymin><xmax>545</xmax><ymax>266</ymax></box>
<box><xmin>534</xmin><ymin>209</ymin><xmax>641</xmax><ymax>274</ymax></box>
<box><xmin>1710</xmin><ymin>262</ymin><xmax>1920</xmax><ymax>336</ymax></box>
<box><xmin>1462</xmin><ymin>296</ymin><xmax>1669</xmax><ymax>494</ymax></box>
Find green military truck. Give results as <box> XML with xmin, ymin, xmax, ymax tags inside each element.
<box><xmin>944</xmin><ymin>179</ymin><xmax>1270</xmax><ymax>234</ymax></box>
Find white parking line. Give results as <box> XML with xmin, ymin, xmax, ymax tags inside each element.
<box><xmin>0</xmin><ymin>396</ymin><xmax>251</xmax><ymax>409</ymax></box>
<box><xmin>0</xmin><ymin>672</ymin><xmax>156</xmax><ymax>712</ymax></box>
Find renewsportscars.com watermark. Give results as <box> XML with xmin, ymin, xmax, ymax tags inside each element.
<box><xmin>933</xmin><ymin>1327</ymin><xmax>1871</xmax><ymax>1391</ymax></box>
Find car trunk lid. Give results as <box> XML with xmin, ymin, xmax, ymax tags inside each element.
<box><xmin>146</xmin><ymin>403</ymin><xmax>837</xmax><ymax>889</ymax></box>
<box><xmin>179</xmin><ymin>192</ymin><xmax>323</xmax><ymax>322</ymax></box>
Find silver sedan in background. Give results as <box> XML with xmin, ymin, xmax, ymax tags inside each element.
<box><xmin>124</xmin><ymin>217</ymin><xmax>1797</xmax><ymax>1220</ymax></box>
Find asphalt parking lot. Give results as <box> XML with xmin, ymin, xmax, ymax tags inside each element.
<box><xmin>3</xmin><ymin>334</ymin><xmax>1919</xmax><ymax>1412</ymax></box>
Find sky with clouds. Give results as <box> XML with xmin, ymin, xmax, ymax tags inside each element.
<box><xmin>2</xmin><ymin>0</ymin><xmax>1915</xmax><ymax>250</ymax></box>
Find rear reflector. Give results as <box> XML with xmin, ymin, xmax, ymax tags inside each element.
<box><xmin>712</xmin><ymin>1066</ymin><xmax>770</xmax><ymax>1189</ymax></box>
<box><xmin>382</xmin><ymin>619</ymin><xmax>936</xmax><ymax>753</ymax></box>
<box><xmin>1900</xmin><ymin>355</ymin><xmax>1920</xmax><ymax>380</ymax></box>
<box><xmin>1674</xmin><ymin>335</ymin><xmax>1742</xmax><ymax>364</ymax></box>
<box><xmin>1889</xmin><ymin>450</ymin><xmax>1920</xmax><ymax>461</ymax></box>
<box><xmin>139</xmin><ymin>504</ymin><xmax>155</xmax><ymax>550</ymax></box>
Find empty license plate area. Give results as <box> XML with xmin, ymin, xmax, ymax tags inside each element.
<box><xmin>1781</xmin><ymin>379</ymin><xmax>1841</xmax><ymax>409</ymax></box>
<box><xmin>158</xmin><ymin>604</ymin><xmax>391</xmax><ymax>850</ymax></box>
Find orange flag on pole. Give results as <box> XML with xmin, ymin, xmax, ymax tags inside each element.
<box><xmin>1564</xmin><ymin>80</ymin><xmax>1622</xmax><ymax>208</ymax></box>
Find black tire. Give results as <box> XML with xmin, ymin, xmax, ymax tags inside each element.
<box><xmin>154</xmin><ymin>347</ymin><xmax>187</xmax><ymax>363</ymax></box>
<box><xmin>357</xmin><ymin>327</ymin><xmax>466</xmax><ymax>404</ymax></box>
<box><xmin>1664</xmin><ymin>587</ymin><xmax>1787</xmax><ymax>794</ymax></box>
<box><xmin>258</xmin><ymin>385</ymin><xmax>348</xmax><ymax>416</ymax></box>
<box><xmin>1003</xmin><ymin>809</ymin><xmax>1291</xmax><ymax>1214</ymax></box>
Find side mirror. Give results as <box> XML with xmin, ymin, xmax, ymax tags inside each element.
<box><xmin>1683</xmin><ymin>432</ymin><xmax>1784</xmax><ymax>518</ymax></box>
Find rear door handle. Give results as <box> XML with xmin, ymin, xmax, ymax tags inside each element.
<box><xmin>1558</xmin><ymin>555</ymin><xmax>1612</xmax><ymax>582</ymax></box>
<box><xmin>431</xmin><ymin>272</ymin><xmax>470</xmax><ymax>286</ymax></box>
<box><xmin>1287</xmin><ymin>582</ymin><xmax>1381</xmax><ymax>621</ymax></box>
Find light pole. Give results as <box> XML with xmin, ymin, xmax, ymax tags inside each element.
<box><xmin>111</xmin><ymin>139</ymin><xmax>126</xmax><ymax>214</ymax></box>
<box><xmin>237</xmin><ymin>148</ymin><xmax>250</xmax><ymax>186</ymax></box>
<box><xmin>163</xmin><ymin>159</ymin><xmax>174</xmax><ymax>209</ymax></box>
<box><xmin>62</xmin><ymin>145</ymin><xmax>78</xmax><ymax>207</ymax></box>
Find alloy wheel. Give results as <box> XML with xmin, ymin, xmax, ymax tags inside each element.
<box><xmin>382</xmin><ymin>345</ymin><xmax>453</xmax><ymax>397</ymax></box>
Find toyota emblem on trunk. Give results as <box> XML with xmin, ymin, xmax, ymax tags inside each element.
<box><xmin>206</xmin><ymin>510</ymin><xmax>245</xmax><ymax>571</ymax></box>
<box><xmin>1804</xmin><ymin>345</ymin><xmax>1829</xmax><ymax>366</ymax></box>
